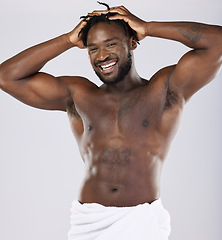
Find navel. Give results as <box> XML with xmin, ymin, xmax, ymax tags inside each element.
<box><xmin>142</xmin><ymin>120</ymin><xmax>149</xmax><ymax>127</ymax></box>
<box><xmin>110</xmin><ymin>187</ymin><xmax>118</xmax><ymax>193</ymax></box>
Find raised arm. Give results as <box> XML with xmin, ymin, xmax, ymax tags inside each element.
<box><xmin>0</xmin><ymin>20</ymin><xmax>87</xmax><ymax>111</ymax></box>
<box><xmin>92</xmin><ymin>6</ymin><xmax>222</xmax><ymax>102</ymax></box>
<box><xmin>146</xmin><ymin>21</ymin><xmax>222</xmax><ymax>101</ymax></box>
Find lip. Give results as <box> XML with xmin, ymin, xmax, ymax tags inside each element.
<box><xmin>97</xmin><ymin>59</ymin><xmax>118</xmax><ymax>74</ymax></box>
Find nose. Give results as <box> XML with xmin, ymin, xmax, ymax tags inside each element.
<box><xmin>96</xmin><ymin>48</ymin><xmax>110</xmax><ymax>62</ymax></box>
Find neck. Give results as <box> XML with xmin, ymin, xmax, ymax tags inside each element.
<box><xmin>101</xmin><ymin>65</ymin><xmax>143</xmax><ymax>93</ymax></box>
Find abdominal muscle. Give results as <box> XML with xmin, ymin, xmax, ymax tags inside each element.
<box><xmin>78</xmin><ymin>140</ymin><xmax>163</xmax><ymax>207</ymax></box>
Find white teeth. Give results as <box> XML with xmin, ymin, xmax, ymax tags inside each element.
<box><xmin>101</xmin><ymin>62</ymin><xmax>116</xmax><ymax>70</ymax></box>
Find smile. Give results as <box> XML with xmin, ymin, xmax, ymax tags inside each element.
<box><xmin>98</xmin><ymin>60</ymin><xmax>117</xmax><ymax>74</ymax></box>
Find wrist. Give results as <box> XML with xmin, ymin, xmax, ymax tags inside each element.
<box><xmin>144</xmin><ymin>21</ymin><xmax>156</xmax><ymax>37</ymax></box>
<box><xmin>65</xmin><ymin>32</ymin><xmax>77</xmax><ymax>48</ymax></box>
<box><xmin>144</xmin><ymin>21</ymin><xmax>150</xmax><ymax>37</ymax></box>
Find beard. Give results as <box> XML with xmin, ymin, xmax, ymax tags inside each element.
<box><xmin>94</xmin><ymin>51</ymin><xmax>132</xmax><ymax>85</ymax></box>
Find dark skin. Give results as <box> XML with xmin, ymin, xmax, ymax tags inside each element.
<box><xmin>0</xmin><ymin>6</ymin><xmax>221</xmax><ymax>207</ymax></box>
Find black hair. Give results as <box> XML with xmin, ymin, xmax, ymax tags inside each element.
<box><xmin>78</xmin><ymin>2</ymin><xmax>139</xmax><ymax>47</ymax></box>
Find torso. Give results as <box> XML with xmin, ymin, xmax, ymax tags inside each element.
<box><xmin>65</xmin><ymin>66</ymin><xmax>184</xmax><ymax>207</ymax></box>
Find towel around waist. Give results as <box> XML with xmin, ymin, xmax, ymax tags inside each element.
<box><xmin>68</xmin><ymin>198</ymin><xmax>171</xmax><ymax>240</ymax></box>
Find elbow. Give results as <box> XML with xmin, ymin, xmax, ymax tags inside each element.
<box><xmin>207</xmin><ymin>25</ymin><xmax>222</xmax><ymax>63</ymax></box>
<box><xmin>0</xmin><ymin>63</ymin><xmax>7</xmax><ymax>90</ymax></box>
<box><xmin>217</xmin><ymin>28</ymin><xmax>222</xmax><ymax>63</ymax></box>
<box><xmin>0</xmin><ymin>63</ymin><xmax>13</xmax><ymax>91</ymax></box>
<box><xmin>212</xmin><ymin>25</ymin><xmax>222</xmax><ymax>52</ymax></box>
<box><xmin>217</xmin><ymin>26</ymin><xmax>222</xmax><ymax>53</ymax></box>
<box><xmin>0</xmin><ymin>64</ymin><xmax>5</xmax><ymax>90</ymax></box>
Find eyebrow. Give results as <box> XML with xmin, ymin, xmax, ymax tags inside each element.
<box><xmin>87</xmin><ymin>38</ymin><xmax>118</xmax><ymax>47</ymax></box>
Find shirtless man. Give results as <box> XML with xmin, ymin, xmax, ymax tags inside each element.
<box><xmin>0</xmin><ymin>3</ymin><xmax>221</xmax><ymax>240</ymax></box>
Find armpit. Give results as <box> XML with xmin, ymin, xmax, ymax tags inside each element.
<box><xmin>164</xmin><ymin>89</ymin><xmax>179</xmax><ymax>109</ymax></box>
<box><xmin>66</xmin><ymin>97</ymin><xmax>80</xmax><ymax>117</ymax></box>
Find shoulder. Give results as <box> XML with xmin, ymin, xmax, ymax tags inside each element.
<box><xmin>59</xmin><ymin>76</ymin><xmax>97</xmax><ymax>87</ymax></box>
<box><xmin>149</xmin><ymin>65</ymin><xmax>176</xmax><ymax>84</ymax></box>
<box><xmin>56</xmin><ymin>76</ymin><xmax>97</xmax><ymax>115</ymax></box>
<box><xmin>147</xmin><ymin>65</ymin><xmax>176</xmax><ymax>96</ymax></box>
<box><xmin>58</xmin><ymin>75</ymin><xmax>99</xmax><ymax>93</ymax></box>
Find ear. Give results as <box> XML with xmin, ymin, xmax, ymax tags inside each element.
<box><xmin>129</xmin><ymin>36</ymin><xmax>137</xmax><ymax>50</ymax></box>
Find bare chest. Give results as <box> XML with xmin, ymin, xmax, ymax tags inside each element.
<box><xmin>69</xmin><ymin>84</ymin><xmax>172</xmax><ymax>139</ymax></box>
<box><xmin>98</xmin><ymin>91</ymin><xmax>163</xmax><ymax>132</ymax></box>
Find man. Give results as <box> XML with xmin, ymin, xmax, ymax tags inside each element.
<box><xmin>0</xmin><ymin>2</ymin><xmax>221</xmax><ymax>240</ymax></box>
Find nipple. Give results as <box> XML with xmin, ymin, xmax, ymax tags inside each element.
<box><xmin>88</xmin><ymin>124</ymin><xmax>92</xmax><ymax>131</ymax></box>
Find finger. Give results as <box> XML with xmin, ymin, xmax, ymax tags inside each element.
<box><xmin>108</xmin><ymin>13</ymin><xmax>127</xmax><ymax>22</ymax></box>
<box><xmin>76</xmin><ymin>19</ymin><xmax>87</xmax><ymax>29</ymax></box>
<box><xmin>80</xmin><ymin>15</ymin><xmax>92</xmax><ymax>22</ymax></box>
<box><xmin>89</xmin><ymin>5</ymin><xmax>129</xmax><ymax>16</ymax></box>
<box><xmin>87</xmin><ymin>7</ymin><xmax>128</xmax><ymax>20</ymax></box>
<box><xmin>91</xmin><ymin>10</ymin><xmax>109</xmax><ymax>15</ymax></box>
<box><xmin>91</xmin><ymin>7</ymin><xmax>125</xmax><ymax>16</ymax></box>
<box><xmin>109</xmin><ymin>6</ymin><xmax>129</xmax><ymax>14</ymax></box>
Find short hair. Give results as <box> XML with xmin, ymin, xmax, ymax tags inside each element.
<box><xmin>78</xmin><ymin>2</ymin><xmax>139</xmax><ymax>47</ymax></box>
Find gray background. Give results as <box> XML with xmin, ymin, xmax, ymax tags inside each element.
<box><xmin>0</xmin><ymin>0</ymin><xmax>221</xmax><ymax>239</ymax></box>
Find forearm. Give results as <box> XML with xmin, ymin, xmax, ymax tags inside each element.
<box><xmin>0</xmin><ymin>33</ymin><xmax>73</xmax><ymax>81</ymax></box>
<box><xmin>145</xmin><ymin>21</ymin><xmax>222</xmax><ymax>49</ymax></box>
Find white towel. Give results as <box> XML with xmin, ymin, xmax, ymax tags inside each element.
<box><xmin>67</xmin><ymin>199</ymin><xmax>171</xmax><ymax>240</ymax></box>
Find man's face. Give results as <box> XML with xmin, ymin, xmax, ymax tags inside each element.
<box><xmin>86</xmin><ymin>21</ymin><xmax>132</xmax><ymax>85</ymax></box>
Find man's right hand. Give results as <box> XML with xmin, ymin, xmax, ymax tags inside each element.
<box><xmin>67</xmin><ymin>20</ymin><xmax>87</xmax><ymax>49</ymax></box>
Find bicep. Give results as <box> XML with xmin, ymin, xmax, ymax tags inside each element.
<box><xmin>1</xmin><ymin>72</ymin><xmax>70</xmax><ymax>111</ymax></box>
<box><xmin>169</xmin><ymin>47</ymin><xmax>222</xmax><ymax>102</ymax></box>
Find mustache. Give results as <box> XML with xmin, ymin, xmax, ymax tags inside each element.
<box><xmin>95</xmin><ymin>57</ymin><xmax>117</xmax><ymax>65</ymax></box>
